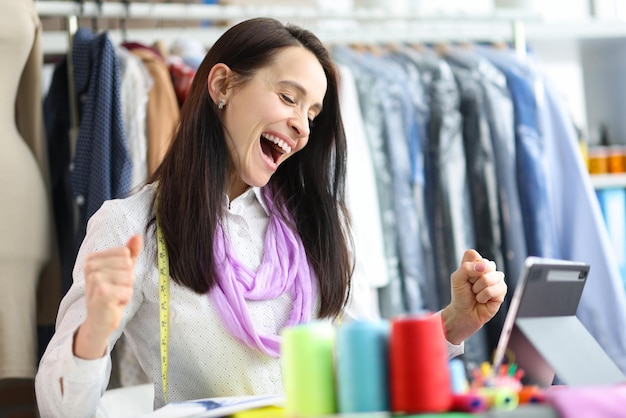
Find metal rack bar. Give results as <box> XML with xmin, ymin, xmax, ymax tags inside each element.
<box><xmin>36</xmin><ymin>1</ymin><xmax>539</xmax><ymax>55</ymax></box>
<box><xmin>36</xmin><ymin>1</ymin><xmax>540</xmax><ymax>21</ymax></box>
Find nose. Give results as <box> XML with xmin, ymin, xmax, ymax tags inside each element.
<box><xmin>289</xmin><ymin>113</ymin><xmax>310</xmax><ymax>139</ymax></box>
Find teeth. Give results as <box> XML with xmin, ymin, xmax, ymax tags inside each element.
<box><xmin>261</xmin><ymin>133</ymin><xmax>292</xmax><ymax>154</ymax></box>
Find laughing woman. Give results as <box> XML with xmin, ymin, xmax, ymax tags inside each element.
<box><xmin>35</xmin><ymin>17</ymin><xmax>506</xmax><ymax>417</ymax></box>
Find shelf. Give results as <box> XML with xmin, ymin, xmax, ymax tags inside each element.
<box><xmin>524</xmin><ymin>19</ymin><xmax>626</xmax><ymax>41</ymax></box>
<box><xmin>590</xmin><ymin>174</ymin><xmax>626</xmax><ymax>189</ymax></box>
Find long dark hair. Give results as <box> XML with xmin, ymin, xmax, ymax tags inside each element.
<box><xmin>150</xmin><ymin>17</ymin><xmax>352</xmax><ymax>318</ymax></box>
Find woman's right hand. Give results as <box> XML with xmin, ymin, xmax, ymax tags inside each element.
<box><xmin>73</xmin><ymin>234</ymin><xmax>143</xmax><ymax>359</ymax></box>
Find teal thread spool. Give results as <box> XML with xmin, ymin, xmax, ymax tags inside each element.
<box><xmin>336</xmin><ymin>320</ymin><xmax>390</xmax><ymax>413</ymax></box>
<box><xmin>280</xmin><ymin>322</ymin><xmax>336</xmax><ymax>417</ymax></box>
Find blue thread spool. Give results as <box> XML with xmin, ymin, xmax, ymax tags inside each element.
<box><xmin>448</xmin><ymin>358</ymin><xmax>469</xmax><ymax>394</ymax></box>
<box><xmin>336</xmin><ymin>320</ymin><xmax>390</xmax><ymax>413</ymax></box>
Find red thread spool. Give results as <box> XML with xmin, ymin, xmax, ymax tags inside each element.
<box><xmin>450</xmin><ymin>392</ymin><xmax>488</xmax><ymax>413</ymax></box>
<box><xmin>389</xmin><ymin>314</ymin><xmax>452</xmax><ymax>414</ymax></box>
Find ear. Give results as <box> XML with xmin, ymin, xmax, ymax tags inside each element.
<box><xmin>207</xmin><ymin>63</ymin><xmax>233</xmax><ymax>105</ymax></box>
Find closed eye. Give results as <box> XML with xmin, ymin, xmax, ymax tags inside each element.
<box><xmin>280</xmin><ymin>94</ymin><xmax>295</xmax><ymax>104</ymax></box>
<box><xmin>280</xmin><ymin>91</ymin><xmax>317</xmax><ymax>131</ymax></box>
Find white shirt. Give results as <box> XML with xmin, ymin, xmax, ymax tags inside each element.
<box><xmin>117</xmin><ymin>46</ymin><xmax>152</xmax><ymax>191</ymax></box>
<box><xmin>339</xmin><ymin>64</ymin><xmax>389</xmax><ymax>291</ymax></box>
<box><xmin>35</xmin><ymin>183</ymin><xmax>462</xmax><ymax>418</ymax></box>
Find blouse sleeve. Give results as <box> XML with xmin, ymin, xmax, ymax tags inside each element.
<box><xmin>35</xmin><ymin>199</ymin><xmax>147</xmax><ymax>418</ymax></box>
<box><xmin>446</xmin><ymin>340</ymin><xmax>465</xmax><ymax>359</ymax></box>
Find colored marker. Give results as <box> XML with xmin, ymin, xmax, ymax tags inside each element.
<box><xmin>480</xmin><ymin>362</ymin><xmax>493</xmax><ymax>378</ymax></box>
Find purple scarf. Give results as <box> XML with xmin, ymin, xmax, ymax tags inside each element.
<box><xmin>208</xmin><ymin>191</ymin><xmax>316</xmax><ymax>358</ymax></box>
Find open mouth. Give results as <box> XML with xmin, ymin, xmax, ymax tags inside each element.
<box><xmin>260</xmin><ymin>132</ymin><xmax>291</xmax><ymax>165</ymax></box>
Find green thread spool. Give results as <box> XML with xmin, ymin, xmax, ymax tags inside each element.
<box><xmin>281</xmin><ymin>322</ymin><xmax>336</xmax><ymax>416</ymax></box>
<box><xmin>479</xmin><ymin>386</ymin><xmax>519</xmax><ymax>411</ymax></box>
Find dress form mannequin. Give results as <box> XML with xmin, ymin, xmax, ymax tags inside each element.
<box><xmin>0</xmin><ymin>0</ymin><xmax>53</xmax><ymax>379</ymax></box>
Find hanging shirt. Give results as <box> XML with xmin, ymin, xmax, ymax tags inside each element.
<box><xmin>70</xmin><ymin>28</ymin><xmax>132</xmax><ymax>240</ymax></box>
<box><xmin>117</xmin><ymin>46</ymin><xmax>153</xmax><ymax>191</ymax></box>
<box><xmin>338</xmin><ymin>64</ymin><xmax>387</xmax><ymax>318</ymax></box>
<box><xmin>540</xmin><ymin>74</ymin><xmax>626</xmax><ymax>375</ymax></box>
<box><xmin>476</xmin><ymin>47</ymin><xmax>559</xmax><ymax>259</ymax></box>
<box><xmin>332</xmin><ymin>46</ymin><xmax>405</xmax><ymax>318</ymax></box>
<box><xmin>445</xmin><ymin>48</ymin><xmax>527</xmax><ymax>292</ymax></box>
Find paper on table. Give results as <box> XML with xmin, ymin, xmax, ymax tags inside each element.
<box><xmin>137</xmin><ymin>394</ymin><xmax>285</xmax><ymax>418</ymax></box>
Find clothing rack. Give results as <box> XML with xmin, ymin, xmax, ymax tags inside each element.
<box><xmin>36</xmin><ymin>1</ymin><xmax>538</xmax><ymax>56</ymax></box>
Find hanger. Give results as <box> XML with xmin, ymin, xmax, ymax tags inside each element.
<box><xmin>433</xmin><ymin>42</ymin><xmax>450</xmax><ymax>57</ymax></box>
<box><xmin>408</xmin><ymin>42</ymin><xmax>426</xmax><ymax>52</ymax></box>
<box><xmin>383</xmin><ymin>42</ymin><xmax>403</xmax><ymax>54</ymax></box>
<box><xmin>366</xmin><ymin>43</ymin><xmax>385</xmax><ymax>57</ymax></box>
<box><xmin>490</xmin><ymin>40</ymin><xmax>510</xmax><ymax>51</ymax></box>
<box><xmin>348</xmin><ymin>43</ymin><xmax>369</xmax><ymax>53</ymax></box>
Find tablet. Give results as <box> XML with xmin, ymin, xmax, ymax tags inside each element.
<box><xmin>492</xmin><ymin>256</ymin><xmax>625</xmax><ymax>387</ymax></box>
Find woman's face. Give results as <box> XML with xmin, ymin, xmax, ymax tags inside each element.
<box><xmin>220</xmin><ymin>46</ymin><xmax>327</xmax><ymax>200</ymax></box>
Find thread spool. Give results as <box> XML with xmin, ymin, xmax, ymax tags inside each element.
<box><xmin>518</xmin><ymin>385</ymin><xmax>545</xmax><ymax>404</ymax></box>
<box><xmin>336</xmin><ymin>320</ymin><xmax>390</xmax><ymax>413</ymax></box>
<box><xmin>448</xmin><ymin>358</ymin><xmax>469</xmax><ymax>394</ymax></box>
<box><xmin>280</xmin><ymin>322</ymin><xmax>336</xmax><ymax>416</ymax></box>
<box><xmin>479</xmin><ymin>386</ymin><xmax>519</xmax><ymax>410</ymax></box>
<box><xmin>450</xmin><ymin>392</ymin><xmax>488</xmax><ymax>413</ymax></box>
<box><xmin>389</xmin><ymin>313</ymin><xmax>452</xmax><ymax>414</ymax></box>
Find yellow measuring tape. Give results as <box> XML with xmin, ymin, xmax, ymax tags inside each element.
<box><xmin>156</xmin><ymin>215</ymin><xmax>170</xmax><ymax>404</ymax></box>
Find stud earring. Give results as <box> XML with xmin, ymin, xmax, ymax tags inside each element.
<box><xmin>218</xmin><ymin>99</ymin><xmax>226</xmax><ymax>110</ymax></box>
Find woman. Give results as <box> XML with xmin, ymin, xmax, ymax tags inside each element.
<box><xmin>35</xmin><ymin>17</ymin><xmax>506</xmax><ymax>417</ymax></box>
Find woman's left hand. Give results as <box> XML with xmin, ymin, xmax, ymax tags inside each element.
<box><xmin>441</xmin><ymin>249</ymin><xmax>507</xmax><ymax>345</ymax></box>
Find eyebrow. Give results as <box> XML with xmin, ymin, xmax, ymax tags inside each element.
<box><xmin>278</xmin><ymin>80</ymin><xmax>323</xmax><ymax>114</ymax></box>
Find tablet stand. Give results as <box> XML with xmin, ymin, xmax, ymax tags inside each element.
<box><xmin>509</xmin><ymin>316</ymin><xmax>626</xmax><ymax>387</ymax></box>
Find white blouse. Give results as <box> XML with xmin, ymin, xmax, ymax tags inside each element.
<box><xmin>35</xmin><ymin>183</ymin><xmax>462</xmax><ymax>418</ymax></box>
